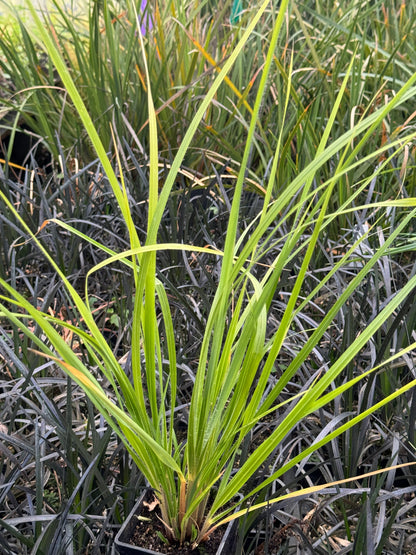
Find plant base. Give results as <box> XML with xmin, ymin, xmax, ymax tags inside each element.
<box><xmin>114</xmin><ymin>490</ymin><xmax>236</xmax><ymax>555</ymax></box>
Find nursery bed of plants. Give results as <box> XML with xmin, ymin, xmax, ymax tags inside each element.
<box><xmin>1</xmin><ymin>1</ymin><xmax>416</xmax><ymax>553</ymax></box>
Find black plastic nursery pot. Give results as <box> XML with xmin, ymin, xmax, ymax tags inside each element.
<box><xmin>0</xmin><ymin>111</ymin><xmax>51</xmax><ymax>169</ymax></box>
<box><xmin>114</xmin><ymin>490</ymin><xmax>237</xmax><ymax>555</ymax></box>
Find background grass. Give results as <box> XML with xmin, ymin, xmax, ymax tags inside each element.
<box><xmin>1</xmin><ymin>0</ymin><xmax>416</xmax><ymax>553</ymax></box>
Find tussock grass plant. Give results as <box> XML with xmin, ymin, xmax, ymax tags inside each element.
<box><xmin>2</xmin><ymin>0</ymin><xmax>416</xmax><ymax>207</ymax></box>
<box><xmin>0</xmin><ymin>0</ymin><xmax>269</xmax><ymax>166</ymax></box>
<box><xmin>1</xmin><ymin>0</ymin><xmax>416</xmax><ymax>551</ymax></box>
